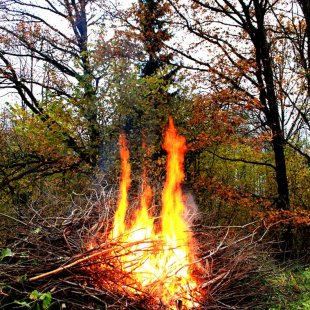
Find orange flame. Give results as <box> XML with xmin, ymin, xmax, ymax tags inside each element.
<box><xmin>93</xmin><ymin>118</ymin><xmax>200</xmax><ymax>307</ymax></box>
<box><xmin>111</xmin><ymin>132</ymin><xmax>130</xmax><ymax>238</ymax></box>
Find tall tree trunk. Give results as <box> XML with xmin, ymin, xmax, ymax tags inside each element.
<box><xmin>69</xmin><ymin>0</ymin><xmax>99</xmax><ymax>165</ymax></box>
<box><xmin>253</xmin><ymin>0</ymin><xmax>290</xmax><ymax>210</ymax></box>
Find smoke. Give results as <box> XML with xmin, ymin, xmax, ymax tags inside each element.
<box><xmin>182</xmin><ymin>188</ymin><xmax>200</xmax><ymax>226</ymax></box>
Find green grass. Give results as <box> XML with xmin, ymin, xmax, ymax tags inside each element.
<box><xmin>267</xmin><ymin>266</ymin><xmax>310</xmax><ymax>309</ymax></box>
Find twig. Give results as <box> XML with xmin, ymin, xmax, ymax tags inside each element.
<box><xmin>0</xmin><ymin>212</ymin><xmax>29</xmax><ymax>226</ymax></box>
<box><xmin>201</xmin><ymin>272</ymin><xmax>230</xmax><ymax>289</ymax></box>
<box><xmin>28</xmin><ymin>246</ymin><xmax>112</xmax><ymax>282</ymax></box>
<box><xmin>28</xmin><ymin>238</ymin><xmax>155</xmax><ymax>282</ymax></box>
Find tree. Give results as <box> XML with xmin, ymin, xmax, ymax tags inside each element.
<box><xmin>0</xmin><ymin>0</ymin><xmax>133</xmax><ymax>191</ymax></box>
<box><xmin>101</xmin><ymin>0</ymin><xmax>188</xmax><ymax>181</ymax></box>
<box><xmin>136</xmin><ymin>0</ymin><xmax>172</xmax><ymax>77</ymax></box>
<box><xmin>165</xmin><ymin>0</ymin><xmax>310</xmax><ymax>210</ymax></box>
<box><xmin>0</xmin><ymin>106</ymin><xmax>82</xmax><ymax>205</ymax></box>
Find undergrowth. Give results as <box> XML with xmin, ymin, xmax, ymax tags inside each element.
<box><xmin>266</xmin><ymin>264</ymin><xmax>310</xmax><ymax>310</ymax></box>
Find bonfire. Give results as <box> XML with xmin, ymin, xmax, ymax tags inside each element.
<box><xmin>1</xmin><ymin>118</ymin><xmax>268</xmax><ymax>310</ymax></box>
<box><xmin>86</xmin><ymin>117</ymin><xmax>202</xmax><ymax>308</ymax></box>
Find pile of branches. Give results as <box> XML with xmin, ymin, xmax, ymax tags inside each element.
<box><xmin>0</xmin><ymin>180</ymin><xmax>273</xmax><ymax>309</ymax></box>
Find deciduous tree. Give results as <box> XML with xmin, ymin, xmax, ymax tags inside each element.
<box><xmin>0</xmin><ymin>0</ymin><xmax>135</xmax><ymax>191</ymax></box>
<box><xmin>166</xmin><ymin>0</ymin><xmax>310</xmax><ymax>210</ymax></box>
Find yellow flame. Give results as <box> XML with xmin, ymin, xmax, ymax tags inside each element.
<box><xmin>92</xmin><ymin>118</ymin><xmax>199</xmax><ymax>308</ymax></box>
<box><xmin>111</xmin><ymin>132</ymin><xmax>130</xmax><ymax>238</ymax></box>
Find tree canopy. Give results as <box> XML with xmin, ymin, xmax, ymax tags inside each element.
<box><xmin>0</xmin><ymin>0</ymin><xmax>309</xmax><ymax>242</ymax></box>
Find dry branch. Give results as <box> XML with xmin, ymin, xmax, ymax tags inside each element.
<box><xmin>1</xmin><ymin>181</ymin><xmax>273</xmax><ymax>309</ymax></box>
<box><xmin>28</xmin><ymin>248</ymin><xmax>110</xmax><ymax>282</ymax></box>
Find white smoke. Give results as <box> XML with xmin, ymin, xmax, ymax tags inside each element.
<box><xmin>182</xmin><ymin>189</ymin><xmax>200</xmax><ymax>226</ymax></box>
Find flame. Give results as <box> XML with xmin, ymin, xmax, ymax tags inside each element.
<box><xmin>91</xmin><ymin>118</ymin><xmax>200</xmax><ymax>308</ymax></box>
<box><xmin>111</xmin><ymin>132</ymin><xmax>130</xmax><ymax>238</ymax></box>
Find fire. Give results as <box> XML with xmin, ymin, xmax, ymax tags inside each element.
<box><xmin>111</xmin><ymin>132</ymin><xmax>130</xmax><ymax>238</ymax></box>
<box><xmin>90</xmin><ymin>118</ymin><xmax>200</xmax><ymax>308</ymax></box>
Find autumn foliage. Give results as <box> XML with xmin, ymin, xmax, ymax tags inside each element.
<box><xmin>0</xmin><ymin>0</ymin><xmax>309</xmax><ymax>308</ymax></box>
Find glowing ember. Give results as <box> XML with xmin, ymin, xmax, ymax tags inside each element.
<box><xmin>90</xmin><ymin>118</ymin><xmax>200</xmax><ymax>308</ymax></box>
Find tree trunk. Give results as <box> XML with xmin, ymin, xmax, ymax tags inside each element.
<box><xmin>71</xmin><ymin>0</ymin><xmax>99</xmax><ymax>166</ymax></box>
<box><xmin>272</xmin><ymin>136</ymin><xmax>290</xmax><ymax>210</ymax></box>
<box><xmin>253</xmin><ymin>0</ymin><xmax>290</xmax><ymax>210</ymax></box>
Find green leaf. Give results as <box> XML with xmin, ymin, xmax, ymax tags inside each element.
<box><xmin>0</xmin><ymin>248</ymin><xmax>13</xmax><ymax>261</ymax></box>
<box><xmin>40</xmin><ymin>292</ymin><xmax>52</xmax><ymax>309</ymax></box>
<box><xmin>29</xmin><ymin>290</ymin><xmax>40</xmax><ymax>300</ymax></box>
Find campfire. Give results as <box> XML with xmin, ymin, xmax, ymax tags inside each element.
<box><xmin>13</xmin><ymin>117</ymin><xmax>265</xmax><ymax>309</ymax></box>
<box><xmin>87</xmin><ymin>117</ymin><xmax>202</xmax><ymax>308</ymax></box>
